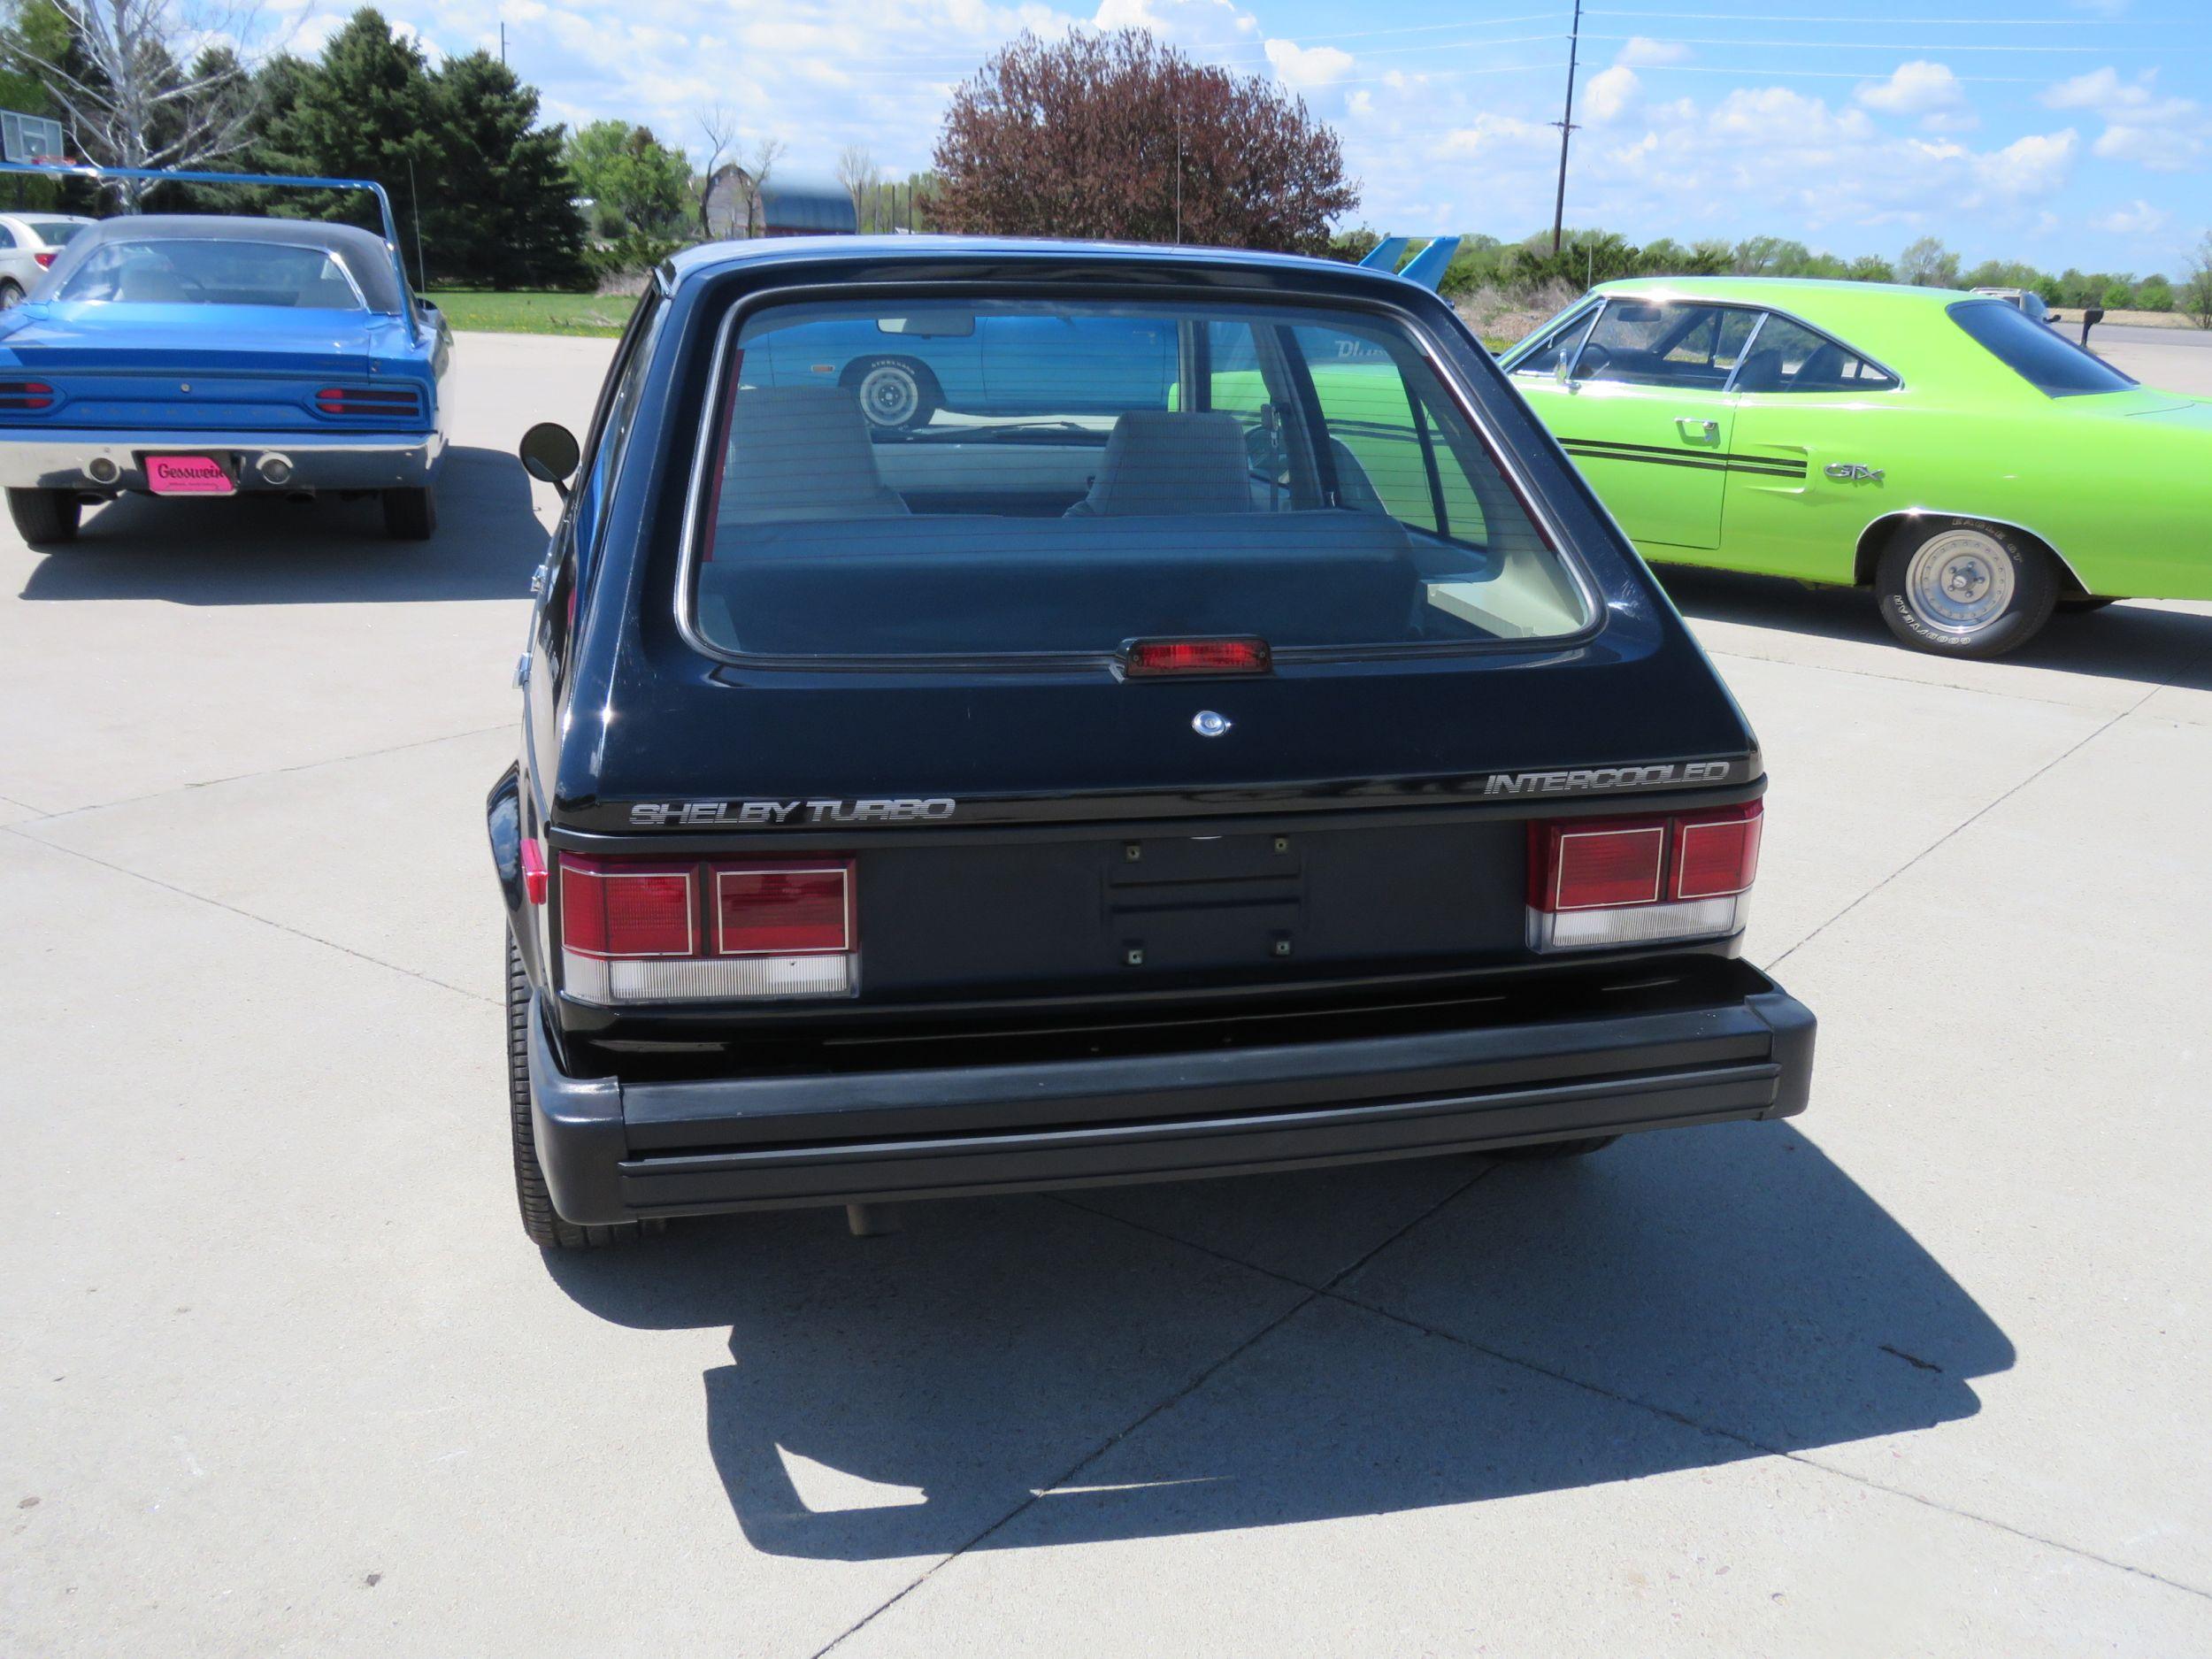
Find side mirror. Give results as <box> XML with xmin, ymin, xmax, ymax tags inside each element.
<box><xmin>518</xmin><ymin>422</ymin><xmax>580</xmax><ymax>498</ymax></box>
<box><xmin>2084</xmin><ymin>307</ymin><xmax>2106</xmax><ymax>326</ymax></box>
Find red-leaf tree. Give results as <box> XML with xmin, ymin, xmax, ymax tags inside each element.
<box><xmin>932</xmin><ymin>29</ymin><xmax>1358</xmax><ymax>253</ymax></box>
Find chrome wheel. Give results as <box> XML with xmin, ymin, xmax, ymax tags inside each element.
<box><xmin>856</xmin><ymin>363</ymin><xmax>923</xmax><ymax>428</ymax></box>
<box><xmin>1904</xmin><ymin>527</ymin><xmax>2016</xmax><ymax>636</ymax></box>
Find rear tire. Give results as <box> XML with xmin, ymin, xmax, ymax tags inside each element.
<box><xmin>1488</xmin><ymin>1135</ymin><xmax>1621</xmax><ymax>1161</ymax></box>
<box><xmin>848</xmin><ymin>357</ymin><xmax>937</xmax><ymax>431</ymax></box>
<box><xmin>506</xmin><ymin>931</ymin><xmax>652</xmax><ymax>1249</ymax></box>
<box><xmin>0</xmin><ymin>279</ymin><xmax>24</xmax><ymax>309</ymax></box>
<box><xmin>1875</xmin><ymin>518</ymin><xmax>2056</xmax><ymax>658</ymax></box>
<box><xmin>382</xmin><ymin>486</ymin><xmax>436</xmax><ymax>541</ymax></box>
<box><xmin>7</xmin><ymin>487</ymin><xmax>81</xmax><ymax>546</ymax></box>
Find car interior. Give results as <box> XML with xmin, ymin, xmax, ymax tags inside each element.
<box><xmin>692</xmin><ymin>313</ymin><xmax>1594</xmax><ymax>660</ymax></box>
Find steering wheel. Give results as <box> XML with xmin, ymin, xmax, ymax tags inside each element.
<box><xmin>1571</xmin><ymin>342</ymin><xmax>1613</xmax><ymax>380</ymax></box>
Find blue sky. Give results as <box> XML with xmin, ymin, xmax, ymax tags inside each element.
<box><xmin>290</xmin><ymin>0</ymin><xmax>2210</xmax><ymax>274</ymax></box>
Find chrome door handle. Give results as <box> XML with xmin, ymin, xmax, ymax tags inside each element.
<box><xmin>1824</xmin><ymin>462</ymin><xmax>1884</xmax><ymax>482</ymax></box>
<box><xmin>1678</xmin><ymin>418</ymin><xmax>1719</xmax><ymax>442</ymax></box>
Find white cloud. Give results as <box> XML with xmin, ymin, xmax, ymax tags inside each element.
<box><xmin>1855</xmin><ymin>61</ymin><xmax>1974</xmax><ymax>131</ymax></box>
<box><xmin>2091</xmin><ymin>199</ymin><xmax>2170</xmax><ymax>236</ymax></box>
<box><xmin>1432</xmin><ymin>111</ymin><xmax>1549</xmax><ymax>161</ymax></box>
<box><xmin>1263</xmin><ymin>39</ymin><xmax>1353</xmax><ymax>89</ymax></box>
<box><xmin>1093</xmin><ymin>0</ymin><xmax>1255</xmax><ymax>50</ymax></box>
<box><xmin>2044</xmin><ymin>65</ymin><xmax>2206</xmax><ymax>171</ymax></box>
<box><xmin>1972</xmin><ymin>128</ymin><xmax>2078</xmax><ymax>196</ymax></box>
<box><xmin>1613</xmin><ymin>35</ymin><xmax>1687</xmax><ymax>68</ymax></box>
<box><xmin>1584</xmin><ymin>65</ymin><xmax>1639</xmax><ymax>125</ymax></box>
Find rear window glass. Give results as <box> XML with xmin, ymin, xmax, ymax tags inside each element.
<box><xmin>28</xmin><ymin>220</ymin><xmax>84</xmax><ymax>246</ymax></box>
<box><xmin>56</xmin><ymin>239</ymin><xmax>365</xmax><ymax>311</ymax></box>
<box><xmin>687</xmin><ymin>298</ymin><xmax>1590</xmax><ymax>662</ymax></box>
<box><xmin>1947</xmin><ymin>299</ymin><xmax>2133</xmax><ymax>397</ymax></box>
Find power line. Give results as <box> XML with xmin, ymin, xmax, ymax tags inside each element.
<box><xmin>1586</xmin><ymin>31</ymin><xmax>2151</xmax><ymax>50</ymax></box>
<box><xmin>1586</xmin><ymin>8</ymin><xmax>2135</xmax><ymax>19</ymax></box>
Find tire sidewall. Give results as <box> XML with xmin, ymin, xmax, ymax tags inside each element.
<box><xmin>0</xmin><ymin>280</ymin><xmax>24</xmax><ymax>309</ymax></box>
<box><xmin>1877</xmin><ymin>518</ymin><xmax>2056</xmax><ymax>658</ymax></box>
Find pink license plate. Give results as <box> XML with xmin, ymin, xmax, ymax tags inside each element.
<box><xmin>145</xmin><ymin>454</ymin><xmax>234</xmax><ymax>495</ymax></box>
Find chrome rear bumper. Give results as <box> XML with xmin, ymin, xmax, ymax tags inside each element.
<box><xmin>0</xmin><ymin>428</ymin><xmax>444</xmax><ymax>491</ymax></box>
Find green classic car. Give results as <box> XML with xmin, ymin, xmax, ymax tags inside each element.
<box><xmin>1501</xmin><ymin>276</ymin><xmax>2212</xmax><ymax>657</ymax></box>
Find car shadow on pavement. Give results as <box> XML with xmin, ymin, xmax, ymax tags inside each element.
<box><xmin>1658</xmin><ymin>565</ymin><xmax>2212</xmax><ymax>694</ymax></box>
<box><xmin>549</xmin><ymin>1120</ymin><xmax>2012</xmax><ymax>1561</ymax></box>
<box><xmin>13</xmin><ymin>445</ymin><xmax>545</xmax><ymax>605</ymax></box>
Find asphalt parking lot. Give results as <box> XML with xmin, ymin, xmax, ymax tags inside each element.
<box><xmin>4</xmin><ymin>331</ymin><xmax>2209</xmax><ymax>1656</ymax></box>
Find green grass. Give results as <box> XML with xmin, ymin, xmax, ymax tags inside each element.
<box><xmin>426</xmin><ymin>290</ymin><xmax>638</xmax><ymax>337</ymax></box>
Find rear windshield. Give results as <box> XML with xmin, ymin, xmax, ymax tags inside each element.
<box><xmin>55</xmin><ymin>239</ymin><xmax>365</xmax><ymax>311</ymax></box>
<box><xmin>687</xmin><ymin>297</ymin><xmax>1589</xmax><ymax>662</ymax></box>
<box><xmin>1947</xmin><ymin>298</ymin><xmax>2133</xmax><ymax>397</ymax></box>
<box><xmin>27</xmin><ymin>220</ymin><xmax>84</xmax><ymax>246</ymax></box>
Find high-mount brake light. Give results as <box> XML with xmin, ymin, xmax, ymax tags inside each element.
<box><xmin>555</xmin><ymin>852</ymin><xmax>856</xmax><ymax>1003</ymax></box>
<box><xmin>1526</xmin><ymin>801</ymin><xmax>1762</xmax><ymax>952</ymax></box>
<box><xmin>1122</xmin><ymin>637</ymin><xmax>1271</xmax><ymax>677</ymax></box>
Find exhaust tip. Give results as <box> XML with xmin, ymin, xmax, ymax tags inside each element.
<box><xmin>257</xmin><ymin>453</ymin><xmax>294</xmax><ymax>486</ymax></box>
<box><xmin>86</xmin><ymin>456</ymin><xmax>119</xmax><ymax>485</ymax></box>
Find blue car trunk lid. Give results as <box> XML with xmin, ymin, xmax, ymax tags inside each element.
<box><xmin>0</xmin><ymin>303</ymin><xmax>407</xmax><ymax>430</ymax></box>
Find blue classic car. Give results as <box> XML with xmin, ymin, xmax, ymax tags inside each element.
<box><xmin>0</xmin><ymin>166</ymin><xmax>451</xmax><ymax>544</ymax></box>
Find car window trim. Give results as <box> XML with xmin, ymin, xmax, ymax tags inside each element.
<box><xmin>1725</xmin><ymin>304</ymin><xmax>1902</xmax><ymax>396</ymax></box>
<box><xmin>671</xmin><ymin>276</ymin><xmax>1607</xmax><ymax>673</ymax></box>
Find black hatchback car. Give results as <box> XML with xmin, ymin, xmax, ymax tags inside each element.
<box><xmin>488</xmin><ymin>237</ymin><xmax>1814</xmax><ymax>1249</ymax></box>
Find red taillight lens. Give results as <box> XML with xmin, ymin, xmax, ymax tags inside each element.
<box><xmin>0</xmin><ymin>379</ymin><xmax>54</xmax><ymax>411</ymax></box>
<box><xmin>1122</xmin><ymin>637</ymin><xmax>1271</xmax><ymax>676</ymax></box>
<box><xmin>557</xmin><ymin>856</ymin><xmax>695</xmax><ymax>958</ymax></box>
<box><xmin>1525</xmin><ymin>801</ymin><xmax>1762</xmax><ymax>952</ymax></box>
<box><xmin>554</xmin><ymin>851</ymin><xmax>858</xmax><ymax>1003</ymax></box>
<box><xmin>1673</xmin><ymin>802</ymin><xmax>1763</xmax><ymax>900</ymax></box>
<box><xmin>1544</xmin><ymin>824</ymin><xmax>1666</xmax><ymax>910</ymax></box>
<box><xmin>33</xmin><ymin>251</ymin><xmax>54</xmax><ymax>268</ymax></box>
<box><xmin>315</xmin><ymin>384</ymin><xmax>421</xmax><ymax>418</ymax></box>
<box><xmin>716</xmin><ymin>864</ymin><xmax>850</xmax><ymax>956</ymax></box>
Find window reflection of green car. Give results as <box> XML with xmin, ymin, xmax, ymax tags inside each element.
<box><xmin>1500</xmin><ymin>277</ymin><xmax>2212</xmax><ymax>657</ymax></box>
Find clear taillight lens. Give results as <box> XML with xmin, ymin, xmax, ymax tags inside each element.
<box><xmin>1527</xmin><ymin>802</ymin><xmax>1761</xmax><ymax>952</ymax></box>
<box><xmin>556</xmin><ymin>853</ymin><xmax>856</xmax><ymax>1002</ymax></box>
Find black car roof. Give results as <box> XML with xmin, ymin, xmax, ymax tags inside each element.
<box><xmin>54</xmin><ymin>214</ymin><xmax>405</xmax><ymax>312</ymax></box>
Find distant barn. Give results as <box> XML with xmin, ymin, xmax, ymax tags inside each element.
<box><xmin>700</xmin><ymin>170</ymin><xmax>856</xmax><ymax>241</ymax></box>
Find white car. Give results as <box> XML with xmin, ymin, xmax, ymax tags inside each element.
<box><xmin>0</xmin><ymin>212</ymin><xmax>95</xmax><ymax>307</ymax></box>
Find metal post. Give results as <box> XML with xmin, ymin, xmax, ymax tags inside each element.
<box><xmin>1549</xmin><ymin>0</ymin><xmax>1582</xmax><ymax>256</ymax></box>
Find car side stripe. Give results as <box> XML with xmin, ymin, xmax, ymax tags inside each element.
<box><xmin>1559</xmin><ymin>442</ymin><xmax>1807</xmax><ymax>479</ymax></box>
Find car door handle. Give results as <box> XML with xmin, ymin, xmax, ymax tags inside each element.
<box><xmin>1677</xmin><ymin>418</ymin><xmax>1719</xmax><ymax>442</ymax></box>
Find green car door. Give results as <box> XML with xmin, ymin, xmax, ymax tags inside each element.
<box><xmin>1512</xmin><ymin>299</ymin><xmax>1755</xmax><ymax>552</ymax></box>
<box><xmin>1718</xmin><ymin>312</ymin><xmax>1907</xmax><ymax>583</ymax></box>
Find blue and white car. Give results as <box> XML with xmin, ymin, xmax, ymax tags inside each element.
<box><xmin>0</xmin><ymin>166</ymin><xmax>451</xmax><ymax>545</ymax></box>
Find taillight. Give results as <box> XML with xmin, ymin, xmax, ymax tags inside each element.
<box><xmin>1122</xmin><ymin>637</ymin><xmax>1271</xmax><ymax>676</ymax></box>
<box><xmin>0</xmin><ymin>379</ymin><xmax>54</xmax><ymax>411</ymax></box>
<box><xmin>555</xmin><ymin>853</ymin><xmax>856</xmax><ymax>1003</ymax></box>
<box><xmin>1526</xmin><ymin>801</ymin><xmax>1761</xmax><ymax>952</ymax></box>
<box><xmin>315</xmin><ymin>384</ymin><xmax>421</xmax><ymax>419</ymax></box>
<box><xmin>33</xmin><ymin>250</ymin><xmax>54</xmax><ymax>268</ymax></box>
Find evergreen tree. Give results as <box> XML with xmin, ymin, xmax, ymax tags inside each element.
<box><xmin>253</xmin><ymin>8</ymin><xmax>436</xmax><ymax>235</ymax></box>
<box><xmin>427</xmin><ymin>50</ymin><xmax>585</xmax><ymax>288</ymax></box>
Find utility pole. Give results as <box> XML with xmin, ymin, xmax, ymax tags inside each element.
<box><xmin>1549</xmin><ymin>0</ymin><xmax>1582</xmax><ymax>255</ymax></box>
<box><xmin>498</xmin><ymin>21</ymin><xmax>506</xmax><ymax>63</ymax></box>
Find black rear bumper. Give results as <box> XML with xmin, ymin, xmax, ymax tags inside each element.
<box><xmin>526</xmin><ymin>963</ymin><xmax>1815</xmax><ymax>1225</ymax></box>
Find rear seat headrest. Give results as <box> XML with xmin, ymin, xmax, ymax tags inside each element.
<box><xmin>1069</xmin><ymin>411</ymin><xmax>1253</xmax><ymax>517</ymax></box>
<box><xmin>719</xmin><ymin>385</ymin><xmax>910</xmax><ymax>522</ymax></box>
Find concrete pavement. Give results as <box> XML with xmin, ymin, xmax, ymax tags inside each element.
<box><xmin>3</xmin><ymin>332</ymin><xmax>2208</xmax><ymax>1656</ymax></box>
